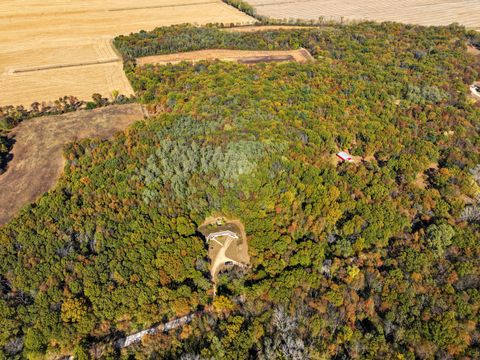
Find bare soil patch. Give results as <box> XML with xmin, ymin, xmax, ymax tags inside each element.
<box><xmin>0</xmin><ymin>104</ymin><xmax>145</xmax><ymax>226</ymax></box>
<box><xmin>137</xmin><ymin>48</ymin><xmax>313</xmax><ymax>66</ymax></box>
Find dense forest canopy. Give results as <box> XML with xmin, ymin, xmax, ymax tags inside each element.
<box><xmin>1</xmin><ymin>22</ymin><xmax>480</xmax><ymax>359</ymax></box>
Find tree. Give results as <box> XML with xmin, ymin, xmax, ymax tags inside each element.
<box><xmin>426</xmin><ymin>223</ymin><xmax>455</xmax><ymax>256</ymax></box>
<box><xmin>61</xmin><ymin>296</ymin><xmax>87</xmax><ymax>323</ymax></box>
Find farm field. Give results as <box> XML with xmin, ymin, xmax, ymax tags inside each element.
<box><xmin>0</xmin><ymin>103</ymin><xmax>145</xmax><ymax>226</ymax></box>
<box><xmin>247</xmin><ymin>0</ymin><xmax>480</xmax><ymax>29</ymax></box>
<box><xmin>136</xmin><ymin>48</ymin><xmax>313</xmax><ymax>66</ymax></box>
<box><xmin>0</xmin><ymin>0</ymin><xmax>255</xmax><ymax>106</ymax></box>
<box><xmin>2</xmin><ymin>62</ymin><xmax>134</xmax><ymax>108</ymax></box>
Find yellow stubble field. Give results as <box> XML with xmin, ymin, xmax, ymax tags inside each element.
<box><xmin>0</xmin><ymin>0</ymin><xmax>255</xmax><ymax>106</ymax></box>
<box><xmin>247</xmin><ymin>0</ymin><xmax>480</xmax><ymax>29</ymax></box>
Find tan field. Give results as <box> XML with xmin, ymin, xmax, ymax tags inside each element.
<box><xmin>0</xmin><ymin>0</ymin><xmax>255</xmax><ymax>106</ymax></box>
<box><xmin>136</xmin><ymin>48</ymin><xmax>314</xmax><ymax>66</ymax></box>
<box><xmin>247</xmin><ymin>0</ymin><xmax>480</xmax><ymax>29</ymax></box>
<box><xmin>0</xmin><ymin>104</ymin><xmax>146</xmax><ymax>226</ymax></box>
<box><xmin>3</xmin><ymin>62</ymin><xmax>135</xmax><ymax>108</ymax></box>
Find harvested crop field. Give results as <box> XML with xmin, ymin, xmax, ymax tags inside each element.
<box><xmin>0</xmin><ymin>104</ymin><xmax>145</xmax><ymax>226</ymax></box>
<box><xmin>2</xmin><ymin>62</ymin><xmax>134</xmax><ymax>108</ymax></box>
<box><xmin>247</xmin><ymin>0</ymin><xmax>480</xmax><ymax>29</ymax></box>
<box><xmin>137</xmin><ymin>48</ymin><xmax>313</xmax><ymax>66</ymax></box>
<box><xmin>0</xmin><ymin>0</ymin><xmax>255</xmax><ymax>106</ymax></box>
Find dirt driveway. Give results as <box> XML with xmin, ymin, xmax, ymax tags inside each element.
<box><xmin>210</xmin><ymin>237</ymin><xmax>237</xmax><ymax>280</ymax></box>
<box><xmin>0</xmin><ymin>103</ymin><xmax>145</xmax><ymax>226</ymax></box>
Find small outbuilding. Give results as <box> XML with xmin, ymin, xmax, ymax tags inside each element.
<box><xmin>470</xmin><ymin>84</ymin><xmax>480</xmax><ymax>97</ymax></box>
<box><xmin>336</xmin><ymin>151</ymin><xmax>354</xmax><ymax>162</ymax></box>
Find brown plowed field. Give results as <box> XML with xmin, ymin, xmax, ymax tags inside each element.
<box><xmin>246</xmin><ymin>0</ymin><xmax>480</xmax><ymax>29</ymax></box>
<box><xmin>0</xmin><ymin>104</ymin><xmax>145</xmax><ymax>226</ymax></box>
<box><xmin>0</xmin><ymin>0</ymin><xmax>255</xmax><ymax>106</ymax></box>
<box><xmin>136</xmin><ymin>48</ymin><xmax>313</xmax><ymax>66</ymax></box>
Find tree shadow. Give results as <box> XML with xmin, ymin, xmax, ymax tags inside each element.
<box><xmin>0</xmin><ymin>134</ymin><xmax>16</xmax><ymax>174</ymax></box>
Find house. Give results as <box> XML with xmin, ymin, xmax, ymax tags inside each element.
<box><xmin>336</xmin><ymin>151</ymin><xmax>354</xmax><ymax>162</ymax></box>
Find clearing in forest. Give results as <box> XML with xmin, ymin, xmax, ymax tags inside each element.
<box><xmin>136</xmin><ymin>48</ymin><xmax>313</xmax><ymax>66</ymax></box>
<box><xmin>0</xmin><ymin>104</ymin><xmax>145</xmax><ymax>226</ymax></box>
<box><xmin>0</xmin><ymin>0</ymin><xmax>255</xmax><ymax>106</ymax></box>
<box><xmin>246</xmin><ymin>0</ymin><xmax>480</xmax><ymax>29</ymax></box>
<box><xmin>199</xmin><ymin>217</ymin><xmax>250</xmax><ymax>283</ymax></box>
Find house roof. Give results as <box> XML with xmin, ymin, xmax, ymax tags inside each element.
<box><xmin>337</xmin><ymin>151</ymin><xmax>353</xmax><ymax>160</ymax></box>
